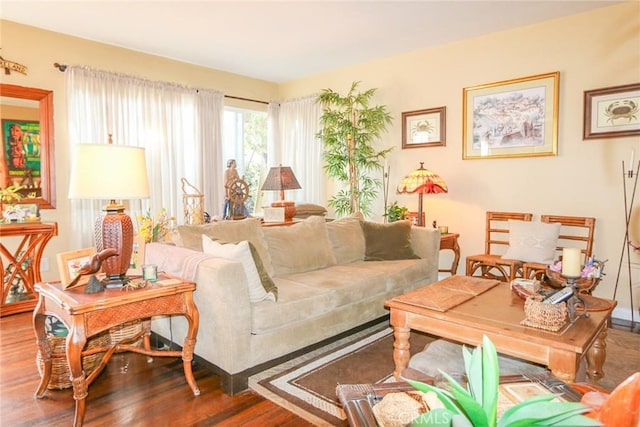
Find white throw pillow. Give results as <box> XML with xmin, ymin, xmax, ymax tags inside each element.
<box><xmin>502</xmin><ymin>220</ymin><xmax>561</xmax><ymax>264</ymax></box>
<box><xmin>201</xmin><ymin>235</ymin><xmax>275</xmax><ymax>302</ymax></box>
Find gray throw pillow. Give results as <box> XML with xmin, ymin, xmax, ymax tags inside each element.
<box><xmin>361</xmin><ymin>220</ymin><xmax>420</xmax><ymax>261</ymax></box>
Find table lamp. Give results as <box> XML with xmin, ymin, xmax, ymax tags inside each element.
<box><xmin>68</xmin><ymin>139</ymin><xmax>150</xmax><ymax>287</ymax></box>
<box><xmin>261</xmin><ymin>165</ymin><xmax>301</xmax><ymax>221</ymax></box>
<box><xmin>397</xmin><ymin>162</ymin><xmax>447</xmax><ymax>227</ymax></box>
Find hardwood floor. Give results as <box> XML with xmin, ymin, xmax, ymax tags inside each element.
<box><xmin>0</xmin><ymin>313</ymin><xmax>312</xmax><ymax>427</ymax></box>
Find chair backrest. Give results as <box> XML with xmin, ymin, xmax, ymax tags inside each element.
<box><xmin>484</xmin><ymin>211</ymin><xmax>533</xmax><ymax>255</ymax></box>
<box><xmin>541</xmin><ymin>215</ymin><xmax>596</xmax><ymax>262</ymax></box>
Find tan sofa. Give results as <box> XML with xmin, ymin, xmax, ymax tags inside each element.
<box><xmin>147</xmin><ymin>215</ymin><xmax>440</xmax><ymax>394</ymax></box>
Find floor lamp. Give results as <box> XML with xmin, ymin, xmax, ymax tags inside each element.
<box><xmin>397</xmin><ymin>162</ymin><xmax>448</xmax><ymax>227</ymax></box>
<box><xmin>69</xmin><ymin>140</ymin><xmax>150</xmax><ymax>287</ymax></box>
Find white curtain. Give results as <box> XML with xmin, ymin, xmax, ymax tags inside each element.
<box><xmin>66</xmin><ymin>66</ymin><xmax>223</xmax><ymax>248</ymax></box>
<box><xmin>266</xmin><ymin>94</ymin><xmax>323</xmax><ymax>204</ymax></box>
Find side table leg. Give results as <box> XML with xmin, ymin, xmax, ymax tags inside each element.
<box><xmin>182</xmin><ymin>337</ymin><xmax>200</xmax><ymax>396</ymax></box>
<box><xmin>67</xmin><ymin>322</ymin><xmax>88</xmax><ymax>427</ymax></box>
<box><xmin>586</xmin><ymin>325</ymin><xmax>607</xmax><ymax>382</ymax></box>
<box><xmin>33</xmin><ymin>303</ymin><xmax>51</xmax><ymax>398</ymax></box>
<box><xmin>183</xmin><ymin>294</ymin><xmax>200</xmax><ymax>396</ymax></box>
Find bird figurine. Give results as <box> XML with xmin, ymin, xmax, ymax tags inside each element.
<box><xmin>65</xmin><ymin>248</ymin><xmax>118</xmax><ymax>292</ymax></box>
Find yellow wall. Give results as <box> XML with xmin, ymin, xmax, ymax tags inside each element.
<box><xmin>279</xmin><ymin>2</ymin><xmax>640</xmax><ymax>320</ymax></box>
<box><xmin>1</xmin><ymin>2</ymin><xmax>639</xmax><ymax>318</ymax></box>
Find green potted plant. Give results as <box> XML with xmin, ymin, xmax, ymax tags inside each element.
<box><xmin>317</xmin><ymin>81</ymin><xmax>392</xmax><ymax>217</ymax></box>
<box><xmin>384</xmin><ymin>201</ymin><xmax>409</xmax><ymax>222</ymax></box>
<box><xmin>409</xmin><ymin>336</ymin><xmax>600</xmax><ymax>427</ymax></box>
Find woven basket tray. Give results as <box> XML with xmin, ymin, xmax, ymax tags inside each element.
<box><xmin>521</xmin><ymin>295</ymin><xmax>568</xmax><ymax>332</ymax></box>
<box><xmin>36</xmin><ymin>332</ymin><xmax>111</xmax><ymax>390</ymax></box>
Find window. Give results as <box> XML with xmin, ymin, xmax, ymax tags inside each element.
<box><xmin>223</xmin><ymin>108</ymin><xmax>268</xmax><ymax>213</ymax></box>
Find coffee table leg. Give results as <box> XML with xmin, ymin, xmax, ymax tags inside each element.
<box><xmin>548</xmin><ymin>349</ymin><xmax>579</xmax><ymax>382</ymax></box>
<box><xmin>585</xmin><ymin>324</ymin><xmax>607</xmax><ymax>382</ymax></box>
<box><xmin>390</xmin><ymin>309</ymin><xmax>411</xmax><ymax>380</ymax></box>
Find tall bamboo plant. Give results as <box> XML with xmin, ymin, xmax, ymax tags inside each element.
<box><xmin>316</xmin><ymin>81</ymin><xmax>392</xmax><ymax>217</ymax></box>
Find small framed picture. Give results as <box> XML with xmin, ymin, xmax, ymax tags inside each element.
<box><xmin>57</xmin><ymin>247</ymin><xmax>96</xmax><ymax>289</ymax></box>
<box><xmin>402</xmin><ymin>107</ymin><xmax>446</xmax><ymax>149</ymax></box>
<box><xmin>583</xmin><ymin>83</ymin><xmax>640</xmax><ymax>139</ymax></box>
<box><xmin>263</xmin><ymin>207</ymin><xmax>285</xmax><ymax>223</ymax></box>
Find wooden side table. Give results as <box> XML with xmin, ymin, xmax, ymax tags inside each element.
<box><xmin>439</xmin><ymin>232</ymin><xmax>460</xmax><ymax>275</ymax></box>
<box><xmin>0</xmin><ymin>222</ymin><xmax>57</xmax><ymax>317</ymax></box>
<box><xmin>33</xmin><ymin>276</ymin><xmax>200</xmax><ymax>427</ymax></box>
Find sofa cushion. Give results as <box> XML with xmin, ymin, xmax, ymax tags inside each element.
<box><xmin>503</xmin><ymin>220</ymin><xmax>561</xmax><ymax>264</ymax></box>
<box><xmin>202</xmin><ymin>235</ymin><xmax>276</xmax><ymax>302</ymax></box>
<box><xmin>361</xmin><ymin>220</ymin><xmax>420</xmax><ymax>261</ymax></box>
<box><xmin>326</xmin><ymin>215</ymin><xmax>366</xmax><ymax>264</ymax></box>
<box><xmin>176</xmin><ymin>218</ymin><xmax>273</xmax><ymax>276</ymax></box>
<box><xmin>348</xmin><ymin>259</ymin><xmax>434</xmax><ymax>293</ymax></box>
<box><xmin>263</xmin><ymin>216</ymin><xmax>337</xmax><ymax>276</ymax></box>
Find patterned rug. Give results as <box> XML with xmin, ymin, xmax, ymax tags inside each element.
<box><xmin>249</xmin><ymin>322</ymin><xmax>639</xmax><ymax>426</ymax></box>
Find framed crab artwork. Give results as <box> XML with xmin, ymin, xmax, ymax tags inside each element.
<box><xmin>583</xmin><ymin>83</ymin><xmax>640</xmax><ymax>139</ymax></box>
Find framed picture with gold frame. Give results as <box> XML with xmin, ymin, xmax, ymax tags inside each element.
<box><xmin>57</xmin><ymin>247</ymin><xmax>96</xmax><ymax>289</ymax></box>
<box><xmin>463</xmin><ymin>72</ymin><xmax>559</xmax><ymax>160</ymax></box>
<box><xmin>583</xmin><ymin>83</ymin><xmax>640</xmax><ymax>139</ymax></box>
<box><xmin>402</xmin><ymin>107</ymin><xmax>446</xmax><ymax>149</ymax></box>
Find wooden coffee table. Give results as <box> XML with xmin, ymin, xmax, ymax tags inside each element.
<box><xmin>386</xmin><ymin>275</ymin><xmax>616</xmax><ymax>383</ymax></box>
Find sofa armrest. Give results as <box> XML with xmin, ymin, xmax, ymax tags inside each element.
<box><xmin>148</xmin><ymin>243</ymin><xmax>253</xmax><ymax>374</ymax></box>
<box><xmin>411</xmin><ymin>227</ymin><xmax>440</xmax><ymax>262</ymax></box>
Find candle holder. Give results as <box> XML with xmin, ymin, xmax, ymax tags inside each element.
<box><xmin>561</xmin><ymin>274</ymin><xmax>589</xmax><ymax>322</ymax></box>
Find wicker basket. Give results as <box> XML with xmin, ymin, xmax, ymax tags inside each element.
<box><xmin>521</xmin><ymin>295</ymin><xmax>568</xmax><ymax>332</ymax></box>
<box><xmin>36</xmin><ymin>332</ymin><xmax>111</xmax><ymax>390</ymax></box>
<box><xmin>109</xmin><ymin>320</ymin><xmax>143</xmax><ymax>346</ymax></box>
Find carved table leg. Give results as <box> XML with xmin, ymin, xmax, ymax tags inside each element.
<box><xmin>392</xmin><ymin>326</ymin><xmax>411</xmax><ymax>381</ymax></box>
<box><xmin>183</xmin><ymin>295</ymin><xmax>200</xmax><ymax>396</ymax></box>
<box><xmin>390</xmin><ymin>309</ymin><xmax>411</xmax><ymax>381</ymax></box>
<box><xmin>67</xmin><ymin>319</ymin><xmax>88</xmax><ymax>427</ymax></box>
<box><xmin>33</xmin><ymin>298</ymin><xmax>50</xmax><ymax>398</ymax></box>
<box><xmin>586</xmin><ymin>324</ymin><xmax>608</xmax><ymax>382</ymax></box>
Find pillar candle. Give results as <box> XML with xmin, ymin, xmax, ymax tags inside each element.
<box><xmin>562</xmin><ymin>248</ymin><xmax>582</xmax><ymax>277</ymax></box>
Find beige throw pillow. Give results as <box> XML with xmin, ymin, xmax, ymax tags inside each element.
<box><xmin>201</xmin><ymin>235</ymin><xmax>276</xmax><ymax>302</ymax></box>
<box><xmin>176</xmin><ymin>218</ymin><xmax>273</xmax><ymax>276</ymax></box>
<box><xmin>326</xmin><ymin>215</ymin><xmax>366</xmax><ymax>264</ymax></box>
<box><xmin>361</xmin><ymin>220</ymin><xmax>420</xmax><ymax>261</ymax></box>
<box><xmin>502</xmin><ymin>220</ymin><xmax>561</xmax><ymax>264</ymax></box>
<box><xmin>262</xmin><ymin>216</ymin><xmax>336</xmax><ymax>276</ymax></box>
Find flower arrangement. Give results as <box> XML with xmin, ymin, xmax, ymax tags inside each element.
<box><xmin>0</xmin><ymin>184</ymin><xmax>24</xmax><ymax>205</ymax></box>
<box><xmin>137</xmin><ymin>208</ymin><xmax>174</xmax><ymax>243</ymax></box>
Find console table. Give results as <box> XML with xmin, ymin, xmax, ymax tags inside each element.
<box><xmin>33</xmin><ymin>276</ymin><xmax>200</xmax><ymax>427</ymax></box>
<box><xmin>0</xmin><ymin>222</ymin><xmax>57</xmax><ymax>317</ymax></box>
<box><xmin>439</xmin><ymin>232</ymin><xmax>460</xmax><ymax>275</ymax></box>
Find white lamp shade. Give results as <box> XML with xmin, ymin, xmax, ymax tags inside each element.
<box><xmin>68</xmin><ymin>143</ymin><xmax>150</xmax><ymax>200</ymax></box>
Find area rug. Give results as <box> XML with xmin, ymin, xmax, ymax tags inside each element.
<box><xmin>249</xmin><ymin>322</ymin><xmax>640</xmax><ymax>427</ymax></box>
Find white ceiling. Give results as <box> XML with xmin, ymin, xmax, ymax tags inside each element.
<box><xmin>1</xmin><ymin>0</ymin><xmax>624</xmax><ymax>83</ymax></box>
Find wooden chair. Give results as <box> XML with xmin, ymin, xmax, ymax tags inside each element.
<box><xmin>522</xmin><ymin>215</ymin><xmax>596</xmax><ymax>281</ymax></box>
<box><xmin>465</xmin><ymin>211</ymin><xmax>533</xmax><ymax>282</ymax></box>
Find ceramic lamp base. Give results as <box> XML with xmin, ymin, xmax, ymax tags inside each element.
<box><xmin>271</xmin><ymin>200</ymin><xmax>296</xmax><ymax>222</ymax></box>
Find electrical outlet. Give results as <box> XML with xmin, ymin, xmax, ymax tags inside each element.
<box><xmin>40</xmin><ymin>257</ymin><xmax>49</xmax><ymax>272</ymax></box>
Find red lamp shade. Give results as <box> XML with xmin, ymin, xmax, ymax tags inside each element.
<box><xmin>397</xmin><ymin>162</ymin><xmax>447</xmax><ymax>226</ymax></box>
